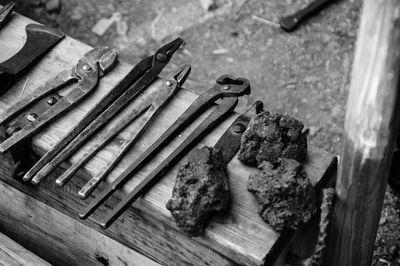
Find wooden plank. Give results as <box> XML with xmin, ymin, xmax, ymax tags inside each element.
<box><xmin>0</xmin><ymin>232</ymin><xmax>51</xmax><ymax>266</ymax></box>
<box><xmin>0</xmin><ymin>153</ymin><xmax>234</xmax><ymax>266</ymax></box>
<box><xmin>324</xmin><ymin>0</ymin><xmax>400</xmax><ymax>265</ymax></box>
<box><xmin>0</xmin><ymin>11</ymin><xmax>337</xmax><ymax>266</ymax></box>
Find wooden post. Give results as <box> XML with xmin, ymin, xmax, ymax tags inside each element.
<box><xmin>324</xmin><ymin>0</ymin><xmax>400</xmax><ymax>265</ymax></box>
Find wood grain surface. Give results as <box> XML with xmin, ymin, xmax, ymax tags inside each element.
<box><xmin>0</xmin><ymin>10</ymin><xmax>337</xmax><ymax>266</ymax></box>
<box><xmin>0</xmin><ymin>231</ymin><xmax>51</xmax><ymax>266</ymax></box>
<box><xmin>324</xmin><ymin>0</ymin><xmax>400</xmax><ymax>265</ymax></box>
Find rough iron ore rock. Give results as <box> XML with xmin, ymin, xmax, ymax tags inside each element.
<box><xmin>238</xmin><ymin>111</ymin><xmax>307</xmax><ymax>165</ymax></box>
<box><xmin>247</xmin><ymin>158</ymin><xmax>316</xmax><ymax>231</ymax></box>
<box><xmin>166</xmin><ymin>146</ymin><xmax>229</xmax><ymax>236</ymax></box>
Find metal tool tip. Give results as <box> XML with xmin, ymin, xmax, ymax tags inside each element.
<box><xmin>31</xmin><ymin>179</ymin><xmax>38</xmax><ymax>185</ymax></box>
<box><xmin>100</xmin><ymin>222</ymin><xmax>108</xmax><ymax>229</ymax></box>
<box><xmin>22</xmin><ymin>173</ymin><xmax>31</xmax><ymax>182</ymax></box>
<box><xmin>78</xmin><ymin>191</ymin><xmax>88</xmax><ymax>200</ymax></box>
<box><xmin>0</xmin><ymin>2</ymin><xmax>16</xmax><ymax>20</ymax></box>
<box><xmin>175</xmin><ymin>64</ymin><xmax>191</xmax><ymax>85</ymax></box>
<box><xmin>55</xmin><ymin>178</ymin><xmax>64</xmax><ymax>187</ymax></box>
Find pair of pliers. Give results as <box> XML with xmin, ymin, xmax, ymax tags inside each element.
<box><xmin>0</xmin><ymin>47</ymin><xmax>118</xmax><ymax>153</ymax></box>
<box><xmin>21</xmin><ymin>38</ymin><xmax>183</xmax><ymax>184</ymax></box>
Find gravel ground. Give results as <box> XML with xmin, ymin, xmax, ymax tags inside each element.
<box><xmin>2</xmin><ymin>0</ymin><xmax>399</xmax><ymax>264</ymax></box>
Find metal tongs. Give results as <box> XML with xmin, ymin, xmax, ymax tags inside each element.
<box><xmin>56</xmin><ymin>65</ymin><xmax>191</xmax><ymax>199</ymax></box>
<box><xmin>0</xmin><ymin>47</ymin><xmax>118</xmax><ymax>152</ymax></box>
<box><xmin>22</xmin><ymin>38</ymin><xmax>183</xmax><ymax>184</ymax></box>
<box><xmin>0</xmin><ymin>2</ymin><xmax>15</xmax><ymax>29</ymax></box>
<box><xmin>80</xmin><ymin>75</ymin><xmax>251</xmax><ymax>228</ymax></box>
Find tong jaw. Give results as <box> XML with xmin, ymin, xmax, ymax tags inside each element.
<box><xmin>75</xmin><ymin>47</ymin><xmax>118</xmax><ymax>80</ymax></box>
<box><xmin>166</xmin><ymin>64</ymin><xmax>191</xmax><ymax>88</ymax></box>
<box><xmin>215</xmin><ymin>75</ymin><xmax>251</xmax><ymax>96</ymax></box>
<box><xmin>153</xmin><ymin>38</ymin><xmax>183</xmax><ymax>66</ymax></box>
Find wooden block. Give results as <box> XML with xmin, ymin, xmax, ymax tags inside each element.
<box><xmin>0</xmin><ymin>10</ymin><xmax>337</xmax><ymax>266</ymax></box>
<box><xmin>0</xmin><ymin>231</ymin><xmax>51</xmax><ymax>266</ymax></box>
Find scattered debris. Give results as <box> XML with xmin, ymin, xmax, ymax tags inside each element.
<box><xmin>238</xmin><ymin>111</ymin><xmax>308</xmax><ymax>165</ymax></box>
<box><xmin>151</xmin><ymin>8</ymin><xmax>165</xmax><ymax>40</ymax></box>
<box><xmin>70</xmin><ymin>6</ymin><xmax>84</xmax><ymax>20</ymax></box>
<box><xmin>251</xmin><ymin>14</ymin><xmax>280</xmax><ymax>28</ymax></box>
<box><xmin>247</xmin><ymin>158</ymin><xmax>317</xmax><ymax>231</ymax></box>
<box><xmin>212</xmin><ymin>46</ymin><xmax>229</xmax><ymax>54</ymax></box>
<box><xmin>166</xmin><ymin>146</ymin><xmax>230</xmax><ymax>236</ymax></box>
<box><xmin>45</xmin><ymin>0</ymin><xmax>61</xmax><ymax>13</ymax></box>
<box><xmin>116</xmin><ymin>20</ymin><xmax>129</xmax><ymax>36</ymax></box>
<box><xmin>92</xmin><ymin>13</ymin><xmax>121</xmax><ymax>36</ymax></box>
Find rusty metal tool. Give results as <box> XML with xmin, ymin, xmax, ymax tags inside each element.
<box><xmin>86</xmin><ymin>97</ymin><xmax>239</xmax><ymax>228</ymax></box>
<box><xmin>0</xmin><ymin>47</ymin><xmax>118</xmax><ymax>153</ymax></box>
<box><xmin>0</xmin><ymin>24</ymin><xmax>65</xmax><ymax>95</ymax></box>
<box><xmin>280</xmin><ymin>0</ymin><xmax>336</xmax><ymax>32</ymax></box>
<box><xmin>212</xmin><ymin>101</ymin><xmax>263</xmax><ymax>165</ymax></box>
<box><xmin>79</xmin><ymin>75</ymin><xmax>250</xmax><ymax>227</ymax></box>
<box><xmin>24</xmin><ymin>38</ymin><xmax>183</xmax><ymax>184</ymax></box>
<box><xmin>55</xmin><ymin>65</ymin><xmax>191</xmax><ymax>199</ymax></box>
<box><xmin>0</xmin><ymin>2</ymin><xmax>16</xmax><ymax>29</ymax></box>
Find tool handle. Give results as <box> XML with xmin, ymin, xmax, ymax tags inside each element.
<box><xmin>97</xmin><ymin>97</ymin><xmax>238</xmax><ymax>228</ymax></box>
<box><xmin>280</xmin><ymin>0</ymin><xmax>334</xmax><ymax>32</ymax></box>
<box><xmin>78</xmin><ymin>80</ymin><xmax>180</xmax><ymax>199</ymax></box>
<box><xmin>23</xmin><ymin>56</ymin><xmax>153</xmax><ymax>182</ymax></box>
<box><xmin>79</xmin><ymin>77</ymin><xmax>249</xmax><ymax>209</ymax></box>
<box><xmin>0</xmin><ymin>69</ymin><xmax>74</xmax><ymax>125</ymax></box>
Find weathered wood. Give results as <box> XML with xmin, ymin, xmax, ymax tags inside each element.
<box><xmin>0</xmin><ymin>11</ymin><xmax>337</xmax><ymax>266</ymax></box>
<box><xmin>0</xmin><ymin>232</ymin><xmax>51</xmax><ymax>266</ymax></box>
<box><xmin>324</xmin><ymin>0</ymin><xmax>400</xmax><ymax>265</ymax></box>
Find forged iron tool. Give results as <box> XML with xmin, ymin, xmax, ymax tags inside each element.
<box><xmin>0</xmin><ymin>2</ymin><xmax>15</xmax><ymax>29</ymax></box>
<box><xmin>86</xmin><ymin>97</ymin><xmax>239</xmax><ymax>228</ymax></box>
<box><xmin>280</xmin><ymin>0</ymin><xmax>336</xmax><ymax>32</ymax></box>
<box><xmin>0</xmin><ymin>24</ymin><xmax>64</xmax><ymax>95</ymax></box>
<box><xmin>23</xmin><ymin>38</ymin><xmax>183</xmax><ymax>184</ymax></box>
<box><xmin>79</xmin><ymin>75</ymin><xmax>251</xmax><ymax>228</ymax></box>
<box><xmin>212</xmin><ymin>101</ymin><xmax>263</xmax><ymax>165</ymax></box>
<box><xmin>0</xmin><ymin>47</ymin><xmax>118</xmax><ymax>152</ymax></box>
<box><xmin>55</xmin><ymin>64</ymin><xmax>191</xmax><ymax>199</ymax></box>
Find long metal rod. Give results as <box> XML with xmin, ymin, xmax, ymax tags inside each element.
<box><xmin>22</xmin><ymin>56</ymin><xmax>152</xmax><ymax>182</ymax></box>
<box><xmin>54</xmin><ymin>104</ymin><xmax>149</xmax><ymax>188</ymax></box>
<box><xmin>82</xmin><ymin>97</ymin><xmax>238</xmax><ymax>227</ymax></box>
<box><xmin>77</xmin><ymin>77</ymin><xmax>250</xmax><ymax>220</ymax></box>
<box><xmin>77</xmin><ymin>71</ymin><xmax>187</xmax><ymax>199</ymax></box>
<box><xmin>24</xmin><ymin>38</ymin><xmax>183</xmax><ymax>183</ymax></box>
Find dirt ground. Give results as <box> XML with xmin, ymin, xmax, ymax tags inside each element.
<box><xmin>2</xmin><ymin>0</ymin><xmax>399</xmax><ymax>265</ymax></box>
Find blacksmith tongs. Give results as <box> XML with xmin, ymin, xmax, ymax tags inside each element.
<box><xmin>24</xmin><ymin>38</ymin><xmax>183</xmax><ymax>184</ymax></box>
<box><xmin>80</xmin><ymin>75</ymin><xmax>251</xmax><ymax>226</ymax></box>
<box><xmin>0</xmin><ymin>47</ymin><xmax>118</xmax><ymax>152</ymax></box>
<box><xmin>56</xmin><ymin>64</ymin><xmax>191</xmax><ymax>199</ymax></box>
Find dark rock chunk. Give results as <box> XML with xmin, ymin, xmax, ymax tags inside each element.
<box><xmin>238</xmin><ymin>111</ymin><xmax>307</xmax><ymax>165</ymax></box>
<box><xmin>166</xmin><ymin>146</ymin><xmax>229</xmax><ymax>236</ymax></box>
<box><xmin>247</xmin><ymin>158</ymin><xmax>316</xmax><ymax>231</ymax></box>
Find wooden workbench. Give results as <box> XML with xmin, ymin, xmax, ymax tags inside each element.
<box><xmin>0</xmin><ymin>11</ymin><xmax>337</xmax><ymax>266</ymax></box>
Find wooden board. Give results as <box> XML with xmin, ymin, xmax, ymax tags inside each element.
<box><xmin>0</xmin><ymin>11</ymin><xmax>337</xmax><ymax>266</ymax></box>
<box><xmin>0</xmin><ymin>231</ymin><xmax>51</xmax><ymax>266</ymax></box>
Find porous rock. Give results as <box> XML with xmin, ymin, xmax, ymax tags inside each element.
<box><xmin>238</xmin><ymin>111</ymin><xmax>307</xmax><ymax>165</ymax></box>
<box><xmin>166</xmin><ymin>146</ymin><xmax>229</xmax><ymax>236</ymax></box>
<box><xmin>247</xmin><ymin>158</ymin><xmax>316</xmax><ymax>231</ymax></box>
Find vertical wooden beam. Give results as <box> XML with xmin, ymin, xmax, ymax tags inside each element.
<box><xmin>324</xmin><ymin>0</ymin><xmax>400</xmax><ymax>265</ymax></box>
